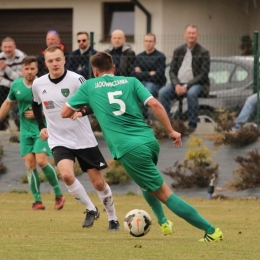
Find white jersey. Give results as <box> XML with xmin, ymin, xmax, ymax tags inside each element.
<box><xmin>32</xmin><ymin>70</ymin><xmax>98</xmax><ymax>149</ymax></box>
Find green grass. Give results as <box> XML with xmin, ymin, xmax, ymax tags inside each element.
<box><xmin>0</xmin><ymin>193</ymin><xmax>259</xmax><ymax>260</ymax></box>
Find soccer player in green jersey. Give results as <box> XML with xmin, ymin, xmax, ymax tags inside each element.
<box><xmin>0</xmin><ymin>56</ymin><xmax>65</xmax><ymax>210</ymax></box>
<box><xmin>61</xmin><ymin>51</ymin><xmax>224</xmax><ymax>242</ymax></box>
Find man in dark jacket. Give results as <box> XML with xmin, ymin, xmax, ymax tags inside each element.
<box><xmin>104</xmin><ymin>29</ymin><xmax>135</xmax><ymax>76</ymax></box>
<box><xmin>158</xmin><ymin>25</ymin><xmax>210</xmax><ymax>133</ymax></box>
<box><xmin>66</xmin><ymin>32</ymin><xmax>97</xmax><ymax>79</ymax></box>
<box><xmin>132</xmin><ymin>33</ymin><xmax>166</xmax><ymax>119</ymax></box>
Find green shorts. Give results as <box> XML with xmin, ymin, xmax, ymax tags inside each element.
<box><xmin>119</xmin><ymin>140</ymin><xmax>164</xmax><ymax>192</ymax></box>
<box><xmin>20</xmin><ymin>134</ymin><xmax>52</xmax><ymax>157</ymax></box>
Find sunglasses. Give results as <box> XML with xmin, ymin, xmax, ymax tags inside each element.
<box><xmin>77</xmin><ymin>39</ymin><xmax>87</xmax><ymax>43</ymax></box>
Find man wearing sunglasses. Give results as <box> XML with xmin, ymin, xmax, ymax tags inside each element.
<box><xmin>66</xmin><ymin>32</ymin><xmax>97</xmax><ymax>79</ymax></box>
<box><xmin>38</xmin><ymin>30</ymin><xmax>68</xmax><ymax>77</ymax></box>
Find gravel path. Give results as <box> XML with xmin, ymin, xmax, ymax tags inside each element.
<box><xmin>1</xmin><ymin>131</ymin><xmax>260</xmax><ymax>198</ymax></box>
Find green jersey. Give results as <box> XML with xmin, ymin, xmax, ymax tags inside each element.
<box><xmin>67</xmin><ymin>75</ymin><xmax>157</xmax><ymax>159</ymax></box>
<box><xmin>8</xmin><ymin>78</ymin><xmax>43</xmax><ymax>135</ymax></box>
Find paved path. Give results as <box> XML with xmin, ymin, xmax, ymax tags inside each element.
<box><xmin>0</xmin><ymin>131</ymin><xmax>260</xmax><ymax>198</ymax></box>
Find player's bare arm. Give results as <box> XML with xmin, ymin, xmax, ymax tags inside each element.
<box><xmin>61</xmin><ymin>103</ymin><xmax>75</xmax><ymax>118</ymax></box>
<box><xmin>61</xmin><ymin>104</ymin><xmax>93</xmax><ymax>120</ymax></box>
<box><xmin>0</xmin><ymin>99</ymin><xmax>14</xmax><ymax>121</ymax></box>
<box><xmin>146</xmin><ymin>97</ymin><xmax>182</xmax><ymax>147</ymax></box>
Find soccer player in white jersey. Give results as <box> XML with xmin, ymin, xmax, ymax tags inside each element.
<box><xmin>32</xmin><ymin>45</ymin><xmax>119</xmax><ymax>230</ymax></box>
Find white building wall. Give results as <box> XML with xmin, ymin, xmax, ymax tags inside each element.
<box><xmin>248</xmin><ymin>4</ymin><xmax>260</xmax><ymax>33</ymax></box>
<box><xmin>1</xmin><ymin>0</ymin><xmax>260</xmax><ymax>58</ymax></box>
<box><xmin>161</xmin><ymin>0</ymin><xmax>251</xmax><ymax>58</ymax></box>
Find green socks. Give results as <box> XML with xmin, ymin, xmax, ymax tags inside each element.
<box><xmin>165</xmin><ymin>193</ymin><xmax>215</xmax><ymax>234</ymax></box>
<box><xmin>142</xmin><ymin>190</ymin><xmax>168</xmax><ymax>225</ymax></box>
<box><xmin>28</xmin><ymin>165</ymin><xmax>62</xmax><ymax>202</ymax></box>
<box><xmin>42</xmin><ymin>163</ymin><xmax>62</xmax><ymax>196</ymax></box>
<box><xmin>27</xmin><ymin>169</ymin><xmax>42</xmax><ymax>202</ymax></box>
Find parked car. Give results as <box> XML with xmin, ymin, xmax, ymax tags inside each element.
<box><xmin>165</xmin><ymin>56</ymin><xmax>258</xmax><ymax>122</ymax></box>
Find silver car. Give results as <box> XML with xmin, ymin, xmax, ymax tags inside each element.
<box><xmin>165</xmin><ymin>56</ymin><xmax>257</xmax><ymax>122</ymax></box>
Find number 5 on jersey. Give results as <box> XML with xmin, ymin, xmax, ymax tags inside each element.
<box><xmin>107</xmin><ymin>91</ymin><xmax>126</xmax><ymax>116</ymax></box>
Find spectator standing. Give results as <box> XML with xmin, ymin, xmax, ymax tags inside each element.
<box><xmin>37</xmin><ymin>30</ymin><xmax>68</xmax><ymax>77</ymax></box>
<box><xmin>158</xmin><ymin>25</ymin><xmax>210</xmax><ymax>133</ymax></box>
<box><xmin>61</xmin><ymin>51</ymin><xmax>224</xmax><ymax>242</ymax></box>
<box><xmin>132</xmin><ymin>33</ymin><xmax>166</xmax><ymax>119</ymax></box>
<box><xmin>32</xmin><ymin>45</ymin><xmax>119</xmax><ymax>231</ymax></box>
<box><xmin>0</xmin><ymin>56</ymin><xmax>65</xmax><ymax>210</ymax></box>
<box><xmin>66</xmin><ymin>32</ymin><xmax>97</xmax><ymax>79</ymax></box>
<box><xmin>0</xmin><ymin>37</ymin><xmax>26</xmax><ymax>130</ymax></box>
<box><xmin>105</xmin><ymin>29</ymin><xmax>135</xmax><ymax>76</ymax></box>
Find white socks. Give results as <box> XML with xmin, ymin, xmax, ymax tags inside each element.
<box><xmin>96</xmin><ymin>183</ymin><xmax>117</xmax><ymax>221</ymax></box>
<box><xmin>66</xmin><ymin>180</ymin><xmax>117</xmax><ymax>221</ymax></box>
<box><xmin>66</xmin><ymin>178</ymin><xmax>96</xmax><ymax>211</ymax></box>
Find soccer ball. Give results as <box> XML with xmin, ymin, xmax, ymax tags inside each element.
<box><xmin>124</xmin><ymin>209</ymin><xmax>152</xmax><ymax>237</ymax></box>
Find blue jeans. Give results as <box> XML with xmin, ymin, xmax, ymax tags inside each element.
<box><xmin>142</xmin><ymin>82</ymin><xmax>160</xmax><ymax>119</ymax></box>
<box><xmin>158</xmin><ymin>83</ymin><xmax>202</xmax><ymax>128</ymax></box>
<box><xmin>235</xmin><ymin>93</ymin><xmax>258</xmax><ymax>128</ymax></box>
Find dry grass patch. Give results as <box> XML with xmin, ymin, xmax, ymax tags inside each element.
<box><xmin>0</xmin><ymin>193</ymin><xmax>260</xmax><ymax>260</ymax></box>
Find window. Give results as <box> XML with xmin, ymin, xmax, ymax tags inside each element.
<box><xmin>103</xmin><ymin>2</ymin><xmax>135</xmax><ymax>42</ymax></box>
<box><xmin>209</xmin><ymin>62</ymin><xmax>236</xmax><ymax>84</ymax></box>
<box><xmin>231</xmin><ymin>65</ymin><xmax>248</xmax><ymax>82</ymax></box>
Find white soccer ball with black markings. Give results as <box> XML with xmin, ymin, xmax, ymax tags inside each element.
<box><xmin>124</xmin><ymin>209</ymin><xmax>152</xmax><ymax>237</ymax></box>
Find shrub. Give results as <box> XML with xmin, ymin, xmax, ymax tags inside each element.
<box><xmin>163</xmin><ymin>135</ymin><xmax>218</xmax><ymax>188</ymax></box>
<box><xmin>9</xmin><ymin>134</ymin><xmax>20</xmax><ymax>143</ymax></box>
<box><xmin>214</xmin><ymin>109</ymin><xmax>237</xmax><ymax>132</ymax></box>
<box><xmin>146</xmin><ymin>119</ymin><xmax>168</xmax><ymax>140</ymax></box>
<box><xmin>227</xmin><ymin>148</ymin><xmax>260</xmax><ymax>190</ymax></box>
<box><xmin>146</xmin><ymin>119</ymin><xmax>187</xmax><ymax>140</ymax></box>
<box><xmin>223</xmin><ymin>125</ymin><xmax>259</xmax><ymax>146</ymax></box>
<box><xmin>0</xmin><ymin>142</ymin><xmax>7</xmax><ymax>174</ymax></box>
<box><xmin>170</xmin><ymin>119</ymin><xmax>187</xmax><ymax>136</ymax></box>
<box><xmin>213</xmin><ymin>109</ymin><xmax>259</xmax><ymax>146</ymax></box>
<box><xmin>104</xmin><ymin>159</ymin><xmax>131</xmax><ymax>185</ymax></box>
<box><xmin>185</xmin><ymin>135</ymin><xmax>214</xmax><ymax>166</ymax></box>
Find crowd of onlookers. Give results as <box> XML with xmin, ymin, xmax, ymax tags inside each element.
<box><xmin>0</xmin><ymin>25</ymin><xmax>258</xmax><ymax>132</ymax></box>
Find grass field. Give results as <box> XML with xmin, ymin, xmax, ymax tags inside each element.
<box><xmin>0</xmin><ymin>192</ymin><xmax>259</xmax><ymax>260</ymax></box>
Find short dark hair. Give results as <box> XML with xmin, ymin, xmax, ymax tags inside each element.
<box><xmin>22</xmin><ymin>56</ymin><xmax>37</xmax><ymax>66</ymax></box>
<box><xmin>145</xmin><ymin>33</ymin><xmax>156</xmax><ymax>42</ymax></box>
<box><xmin>90</xmin><ymin>52</ymin><xmax>113</xmax><ymax>72</ymax></box>
<box><xmin>44</xmin><ymin>45</ymin><xmax>64</xmax><ymax>55</ymax></box>
<box><xmin>77</xmin><ymin>32</ymin><xmax>89</xmax><ymax>38</ymax></box>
